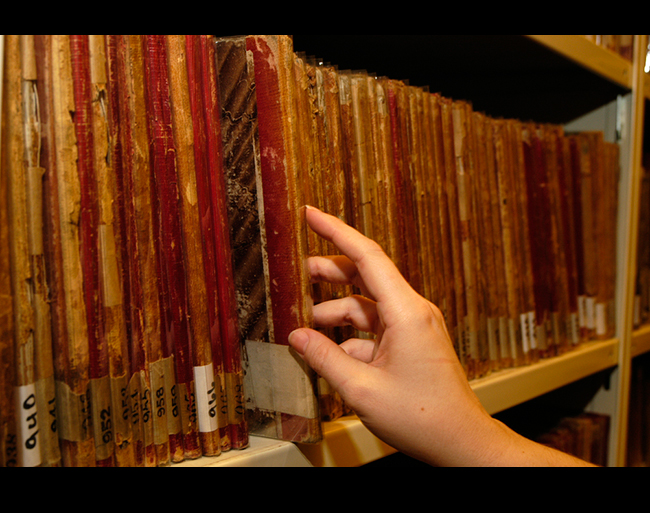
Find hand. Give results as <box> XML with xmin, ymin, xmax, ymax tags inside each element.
<box><xmin>289</xmin><ymin>207</ymin><xmax>595</xmax><ymax>467</ymax></box>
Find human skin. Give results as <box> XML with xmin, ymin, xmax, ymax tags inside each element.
<box><xmin>289</xmin><ymin>206</ymin><xmax>595</xmax><ymax>467</ymax></box>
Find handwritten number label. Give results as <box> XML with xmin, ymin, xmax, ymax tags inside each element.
<box><xmin>15</xmin><ymin>384</ymin><xmax>41</xmax><ymax>467</ymax></box>
<box><xmin>193</xmin><ymin>364</ymin><xmax>219</xmax><ymax>433</ymax></box>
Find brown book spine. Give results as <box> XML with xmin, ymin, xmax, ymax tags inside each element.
<box><xmin>429</xmin><ymin>94</ymin><xmax>459</xmax><ymax>357</ymax></box>
<box><xmin>492</xmin><ymin>118</ymin><xmax>521</xmax><ymax>369</ymax></box>
<box><xmin>440</xmin><ymin>97</ymin><xmax>468</xmax><ymax>369</ymax></box>
<box><xmin>49</xmin><ymin>34</ymin><xmax>95</xmax><ymax>467</ymax></box>
<box><xmin>246</xmin><ymin>35</ymin><xmax>319</xmax><ymax>443</ymax></box>
<box><xmin>141</xmin><ymin>34</ymin><xmax>201</xmax><ymax>460</ymax></box>
<box><xmin>102</xmin><ymin>35</ymin><xmax>139</xmax><ymax>467</ymax></box>
<box><xmin>5</xmin><ymin>34</ymin><xmax>43</xmax><ymax>467</ymax></box>
<box><xmin>21</xmin><ymin>35</ymin><xmax>60</xmax><ymax>467</ymax></box>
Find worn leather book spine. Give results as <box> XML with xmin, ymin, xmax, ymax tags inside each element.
<box><xmin>70</xmin><ymin>34</ymin><xmax>116</xmax><ymax>467</ymax></box>
<box><xmin>20</xmin><ymin>35</ymin><xmax>60</xmax><ymax>467</ymax></box>
<box><xmin>49</xmin><ymin>34</ymin><xmax>96</xmax><ymax>467</ymax></box>
<box><xmin>5</xmin><ymin>34</ymin><xmax>43</xmax><ymax>467</ymax></box>
<box><xmin>245</xmin><ymin>35</ymin><xmax>320</xmax><ymax>444</ymax></box>
<box><xmin>492</xmin><ymin>118</ymin><xmax>522</xmax><ymax>370</ymax></box>
<box><xmin>472</xmin><ymin>111</ymin><xmax>501</xmax><ymax>373</ymax></box>
<box><xmin>102</xmin><ymin>35</ymin><xmax>139</xmax><ymax>467</ymax></box>
<box><xmin>193</xmin><ymin>35</ymin><xmax>247</xmax><ymax>450</ymax></box>
<box><xmin>429</xmin><ymin>94</ymin><xmax>460</xmax><ymax>359</ymax></box>
<box><xmin>216</xmin><ymin>35</ymin><xmax>271</xmax><ymax>443</ymax></box>
<box><xmin>166</xmin><ymin>34</ymin><xmax>223</xmax><ymax>458</ymax></box>
<box><xmin>576</xmin><ymin>133</ymin><xmax>597</xmax><ymax>341</ymax></box>
<box><xmin>553</xmin><ymin>134</ymin><xmax>581</xmax><ymax>348</ymax></box>
<box><xmin>142</xmin><ymin>35</ymin><xmax>201</xmax><ymax>460</ymax></box>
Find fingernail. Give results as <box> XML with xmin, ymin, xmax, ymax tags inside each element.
<box><xmin>288</xmin><ymin>329</ymin><xmax>309</xmax><ymax>356</ymax></box>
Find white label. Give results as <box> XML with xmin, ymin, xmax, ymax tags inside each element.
<box><xmin>244</xmin><ymin>340</ymin><xmax>318</xmax><ymax>419</ymax></box>
<box><xmin>586</xmin><ymin>297</ymin><xmax>596</xmax><ymax>330</ymax></box>
<box><xmin>578</xmin><ymin>295</ymin><xmax>586</xmax><ymax>329</ymax></box>
<box><xmin>15</xmin><ymin>383</ymin><xmax>41</xmax><ymax>467</ymax></box>
<box><xmin>528</xmin><ymin>311</ymin><xmax>538</xmax><ymax>350</ymax></box>
<box><xmin>193</xmin><ymin>364</ymin><xmax>219</xmax><ymax>434</ymax></box>
<box><xmin>520</xmin><ymin>313</ymin><xmax>530</xmax><ymax>354</ymax></box>
<box><xmin>596</xmin><ymin>303</ymin><xmax>607</xmax><ymax>337</ymax></box>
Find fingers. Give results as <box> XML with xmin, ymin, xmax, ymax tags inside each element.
<box><xmin>313</xmin><ymin>295</ymin><xmax>379</xmax><ymax>334</ymax></box>
<box><xmin>288</xmin><ymin>328</ymin><xmax>368</xmax><ymax>393</ymax></box>
<box><xmin>305</xmin><ymin>206</ymin><xmax>413</xmax><ymax>306</ymax></box>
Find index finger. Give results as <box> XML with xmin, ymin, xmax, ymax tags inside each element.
<box><xmin>305</xmin><ymin>206</ymin><xmax>414</xmax><ymax>305</ymax></box>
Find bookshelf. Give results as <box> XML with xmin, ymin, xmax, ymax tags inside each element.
<box><xmin>1</xmin><ymin>35</ymin><xmax>647</xmax><ymax>468</ymax></box>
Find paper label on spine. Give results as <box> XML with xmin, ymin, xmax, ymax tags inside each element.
<box><xmin>193</xmin><ymin>364</ymin><xmax>219</xmax><ymax>434</ymax></box>
<box><xmin>15</xmin><ymin>383</ymin><xmax>41</xmax><ymax>467</ymax></box>
<box><xmin>596</xmin><ymin>303</ymin><xmax>607</xmax><ymax>337</ymax></box>
<box><xmin>244</xmin><ymin>340</ymin><xmax>317</xmax><ymax>419</ymax></box>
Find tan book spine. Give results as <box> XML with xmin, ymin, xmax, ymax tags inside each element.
<box><xmin>50</xmin><ymin>34</ymin><xmax>95</xmax><ymax>467</ymax></box>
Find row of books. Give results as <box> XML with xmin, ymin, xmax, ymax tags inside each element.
<box><xmin>276</xmin><ymin>38</ymin><xmax>620</xmax><ymax>381</ymax></box>
<box><xmin>0</xmin><ymin>35</ymin><xmax>622</xmax><ymax>466</ymax></box>
<box><xmin>0</xmin><ymin>35</ymin><xmax>250</xmax><ymax>467</ymax></box>
<box><xmin>535</xmin><ymin>412</ymin><xmax>610</xmax><ymax>467</ymax></box>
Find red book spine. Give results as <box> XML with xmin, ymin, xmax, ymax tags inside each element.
<box><xmin>69</xmin><ymin>35</ymin><xmax>113</xmax><ymax>467</ymax></box>
<box><xmin>141</xmin><ymin>35</ymin><xmax>200</xmax><ymax>460</ymax></box>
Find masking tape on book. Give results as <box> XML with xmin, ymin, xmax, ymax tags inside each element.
<box><xmin>244</xmin><ymin>340</ymin><xmax>318</xmax><ymax>419</ymax></box>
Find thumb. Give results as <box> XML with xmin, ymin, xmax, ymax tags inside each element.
<box><xmin>289</xmin><ymin>328</ymin><xmax>367</xmax><ymax>395</ymax></box>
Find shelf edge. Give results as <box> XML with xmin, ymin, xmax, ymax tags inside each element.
<box><xmin>472</xmin><ymin>339</ymin><xmax>620</xmax><ymax>415</ymax></box>
<box><xmin>526</xmin><ymin>35</ymin><xmax>633</xmax><ymax>90</ymax></box>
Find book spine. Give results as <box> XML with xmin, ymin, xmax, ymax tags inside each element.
<box><xmin>21</xmin><ymin>35</ymin><xmax>60</xmax><ymax>467</ymax></box>
<box><xmin>101</xmin><ymin>35</ymin><xmax>139</xmax><ymax>467</ymax></box>
<box><xmin>5</xmin><ymin>34</ymin><xmax>41</xmax><ymax>467</ymax></box>
<box><xmin>70</xmin><ymin>34</ymin><xmax>115</xmax><ymax>467</ymax></box>
<box><xmin>49</xmin><ymin>34</ymin><xmax>95</xmax><ymax>467</ymax></box>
